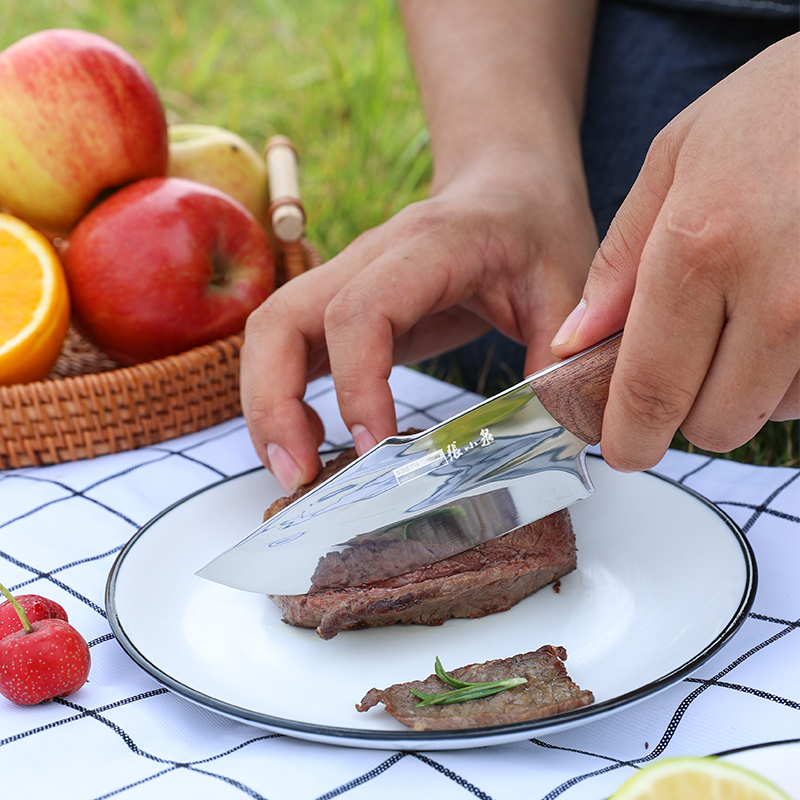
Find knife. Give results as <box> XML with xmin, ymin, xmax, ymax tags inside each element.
<box><xmin>197</xmin><ymin>332</ymin><xmax>621</xmax><ymax>596</ymax></box>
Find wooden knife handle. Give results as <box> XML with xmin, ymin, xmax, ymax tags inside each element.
<box><xmin>529</xmin><ymin>332</ymin><xmax>621</xmax><ymax>445</ymax></box>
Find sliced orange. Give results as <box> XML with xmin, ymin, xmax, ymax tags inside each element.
<box><xmin>0</xmin><ymin>213</ymin><xmax>70</xmax><ymax>386</ymax></box>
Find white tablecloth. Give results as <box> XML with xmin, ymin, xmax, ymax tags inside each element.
<box><xmin>1</xmin><ymin>366</ymin><xmax>798</xmax><ymax>800</ymax></box>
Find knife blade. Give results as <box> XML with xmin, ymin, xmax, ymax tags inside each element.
<box><xmin>197</xmin><ymin>332</ymin><xmax>621</xmax><ymax>595</ymax></box>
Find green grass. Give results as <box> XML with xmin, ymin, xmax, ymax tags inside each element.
<box><xmin>1</xmin><ymin>0</ymin><xmax>430</xmax><ymax>259</ymax></box>
<box><xmin>2</xmin><ymin>1</ymin><xmax>795</xmax><ymax>466</ymax></box>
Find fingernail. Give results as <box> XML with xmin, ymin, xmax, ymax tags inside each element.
<box><xmin>266</xmin><ymin>443</ymin><xmax>302</xmax><ymax>494</ymax></box>
<box><xmin>351</xmin><ymin>424</ymin><xmax>378</xmax><ymax>455</ymax></box>
<box><xmin>551</xmin><ymin>299</ymin><xmax>587</xmax><ymax>348</ymax></box>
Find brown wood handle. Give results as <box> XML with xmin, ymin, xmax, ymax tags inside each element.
<box><xmin>529</xmin><ymin>333</ymin><xmax>621</xmax><ymax>445</ymax></box>
<box><xmin>265</xmin><ymin>135</ymin><xmax>305</xmax><ymax>243</ymax></box>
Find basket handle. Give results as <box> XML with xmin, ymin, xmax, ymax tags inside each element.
<box><xmin>265</xmin><ymin>135</ymin><xmax>305</xmax><ymax>243</ymax></box>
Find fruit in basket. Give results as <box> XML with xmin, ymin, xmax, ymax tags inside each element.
<box><xmin>167</xmin><ymin>124</ymin><xmax>270</xmax><ymax>228</ymax></box>
<box><xmin>0</xmin><ymin>28</ymin><xmax>168</xmax><ymax>234</ymax></box>
<box><xmin>0</xmin><ymin>213</ymin><xmax>71</xmax><ymax>386</ymax></box>
<box><xmin>0</xmin><ymin>594</ymin><xmax>68</xmax><ymax>640</ymax></box>
<box><xmin>0</xmin><ymin>583</ymin><xmax>90</xmax><ymax>705</ymax></box>
<box><xmin>61</xmin><ymin>177</ymin><xmax>275</xmax><ymax>364</ymax></box>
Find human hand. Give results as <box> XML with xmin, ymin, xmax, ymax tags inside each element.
<box><xmin>551</xmin><ymin>33</ymin><xmax>800</xmax><ymax>472</ymax></box>
<box><xmin>242</xmin><ymin>154</ymin><xmax>597</xmax><ymax>492</ymax></box>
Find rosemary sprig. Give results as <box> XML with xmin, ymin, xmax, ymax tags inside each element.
<box><xmin>410</xmin><ymin>656</ymin><xmax>527</xmax><ymax>708</ymax></box>
<box><xmin>434</xmin><ymin>655</ymin><xmax>472</xmax><ymax>688</ymax></box>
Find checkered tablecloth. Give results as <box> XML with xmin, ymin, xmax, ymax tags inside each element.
<box><xmin>1</xmin><ymin>366</ymin><xmax>797</xmax><ymax>800</ymax></box>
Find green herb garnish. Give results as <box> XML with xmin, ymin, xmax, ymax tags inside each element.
<box><xmin>410</xmin><ymin>656</ymin><xmax>527</xmax><ymax>708</ymax></box>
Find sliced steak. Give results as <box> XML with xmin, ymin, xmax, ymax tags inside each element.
<box><xmin>356</xmin><ymin>645</ymin><xmax>594</xmax><ymax>730</ymax></box>
<box><xmin>266</xmin><ymin>441</ymin><xmax>577</xmax><ymax>640</ymax></box>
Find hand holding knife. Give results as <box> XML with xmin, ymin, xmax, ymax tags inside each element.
<box><xmin>198</xmin><ymin>333</ymin><xmax>621</xmax><ymax>596</ymax></box>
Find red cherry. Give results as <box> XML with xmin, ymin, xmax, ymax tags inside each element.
<box><xmin>0</xmin><ymin>594</ymin><xmax>68</xmax><ymax>640</ymax></box>
<box><xmin>0</xmin><ymin>582</ymin><xmax>90</xmax><ymax>705</ymax></box>
<box><xmin>0</xmin><ymin>618</ymin><xmax>91</xmax><ymax>704</ymax></box>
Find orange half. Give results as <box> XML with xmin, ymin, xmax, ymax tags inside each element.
<box><xmin>0</xmin><ymin>213</ymin><xmax>70</xmax><ymax>385</ymax></box>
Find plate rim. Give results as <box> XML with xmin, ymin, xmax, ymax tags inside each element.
<box><xmin>105</xmin><ymin>454</ymin><xmax>757</xmax><ymax>746</ymax></box>
<box><xmin>713</xmin><ymin>738</ymin><xmax>800</xmax><ymax>759</ymax></box>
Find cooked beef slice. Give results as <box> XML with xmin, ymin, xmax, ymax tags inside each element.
<box><xmin>265</xmin><ymin>439</ymin><xmax>577</xmax><ymax>640</ymax></box>
<box><xmin>269</xmin><ymin>510</ymin><xmax>576</xmax><ymax>639</ymax></box>
<box><xmin>356</xmin><ymin>645</ymin><xmax>594</xmax><ymax>730</ymax></box>
<box><xmin>305</xmin><ymin>488</ymin><xmax>523</xmax><ymax>592</ymax></box>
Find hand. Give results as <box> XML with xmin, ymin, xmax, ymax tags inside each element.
<box><xmin>551</xmin><ymin>33</ymin><xmax>800</xmax><ymax>471</ymax></box>
<box><xmin>242</xmin><ymin>0</ymin><xmax>599</xmax><ymax>492</ymax></box>
<box><xmin>242</xmin><ymin>155</ymin><xmax>597</xmax><ymax>492</ymax></box>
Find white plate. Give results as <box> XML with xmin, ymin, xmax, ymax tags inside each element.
<box><xmin>106</xmin><ymin>455</ymin><xmax>755</xmax><ymax>750</ymax></box>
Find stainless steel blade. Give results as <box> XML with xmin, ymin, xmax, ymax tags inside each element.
<box><xmin>196</xmin><ymin>377</ymin><xmax>594</xmax><ymax>596</ymax></box>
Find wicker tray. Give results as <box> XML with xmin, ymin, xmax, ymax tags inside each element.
<box><xmin>0</xmin><ymin>238</ymin><xmax>320</xmax><ymax>470</ymax></box>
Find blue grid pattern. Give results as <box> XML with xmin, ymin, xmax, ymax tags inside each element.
<box><xmin>0</xmin><ymin>367</ymin><xmax>797</xmax><ymax>800</ymax></box>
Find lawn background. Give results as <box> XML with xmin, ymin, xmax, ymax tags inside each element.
<box><xmin>2</xmin><ymin>0</ymin><xmax>795</xmax><ymax>466</ymax></box>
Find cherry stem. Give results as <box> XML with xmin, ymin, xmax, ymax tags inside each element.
<box><xmin>0</xmin><ymin>581</ymin><xmax>32</xmax><ymax>634</ymax></box>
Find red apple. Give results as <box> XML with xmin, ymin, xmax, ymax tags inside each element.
<box><xmin>61</xmin><ymin>177</ymin><xmax>275</xmax><ymax>364</ymax></box>
<box><xmin>0</xmin><ymin>29</ymin><xmax>168</xmax><ymax>234</ymax></box>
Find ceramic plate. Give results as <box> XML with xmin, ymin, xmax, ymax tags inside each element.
<box><xmin>106</xmin><ymin>455</ymin><xmax>755</xmax><ymax>750</ymax></box>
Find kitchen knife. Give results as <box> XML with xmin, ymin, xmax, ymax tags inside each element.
<box><xmin>197</xmin><ymin>332</ymin><xmax>621</xmax><ymax>596</ymax></box>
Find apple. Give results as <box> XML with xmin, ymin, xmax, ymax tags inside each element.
<box><xmin>61</xmin><ymin>177</ymin><xmax>275</xmax><ymax>364</ymax></box>
<box><xmin>0</xmin><ymin>29</ymin><xmax>168</xmax><ymax>234</ymax></box>
<box><xmin>167</xmin><ymin>124</ymin><xmax>270</xmax><ymax>229</ymax></box>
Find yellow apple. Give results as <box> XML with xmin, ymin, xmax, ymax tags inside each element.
<box><xmin>167</xmin><ymin>124</ymin><xmax>270</xmax><ymax>228</ymax></box>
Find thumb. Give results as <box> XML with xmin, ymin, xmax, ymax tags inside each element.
<box><xmin>550</xmin><ymin>128</ymin><xmax>683</xmax><ymax>358</ymax></box>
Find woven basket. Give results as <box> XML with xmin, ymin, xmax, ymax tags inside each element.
<box><xmin>0</xmin><ymin>238</ymin><xmax>321</xmax><ymax>470</ymax></box>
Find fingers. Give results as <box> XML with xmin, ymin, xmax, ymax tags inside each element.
<box><xmin>551</xmin><ymin>118</ymin><xmax>799</xmax><ymax>470</ymax></box>
<box><xmin>553</xmin><ymin>191</ymin><xmax>798</xmax><ymax>471</ymax></box>
<box><xmin>242</xmin><ymin>166</ymin><xmax>600</xmax><ymax>485</ymax></box>
<box><xmin>241</xmin><ymin>239</ymin><xmax>384</xmax><ymax>490</ymax></box>
<box><xmin>322</xmin><ymin>213</ymin><xmax>486</xmax><ymax>453</ymax></box>
<box><xmin>241</xmin><ymin>210</ymin><xmax>488</xmax><ymax>487</ymax></box>
<box><xmin>679</xmin><ymin>303</ymin><xmax>798</xmax><ymax>452</ymax></box>
<box><xmin>600</xmin><ymin>191</ymin><xmax>733</xmax><ymax>470</ymax></box>
<box><xmin>241</xmin><ymin>275</ymin><xmax>327</xmax><ymax>491</ymax></box>
<box><xmin>521</xmin><ymin>250</ymin><xmax>592</xmax><ymax>376</ymax></box>
<box><xmin>771</xmin><ymin>371</ymin><xmax>800</xmax><ymax>422</ymax></box>
<box><xmin>550</xmin><ymin>123</ymin><xmax>682</xmax><ymax>357</ymax></box>
<box><xmin>573</xmin><ymin>187</ymin><xmax>797</xmax><ymax>473</ymax></box>
<box><xmin>548</xmin><ymin>125</ymin><xmax>686</xmax><ymax>469</ymax></box>
<box><xmin>549</xmin><ymin>36</ymin><xmax>800</xmax><ymax>470</ymax></box>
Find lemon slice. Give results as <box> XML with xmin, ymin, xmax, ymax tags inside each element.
<box><xmin>610</xmin><ymin>756</ymin><xmax>792</xmax><ymax>800</ymax></box>
<box><xmin>0</xmin><ymin>213</ymin><xmax>70</xmax><ymax>385</ymax></box>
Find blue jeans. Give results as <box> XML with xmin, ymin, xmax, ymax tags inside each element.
<box><xmin>419</xmin><ymin>0</ymin><xmax>798</xmax><ymax>395</ymax></box>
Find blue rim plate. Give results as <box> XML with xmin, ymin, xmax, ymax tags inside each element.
<box><xmin>106</xmin><ymin>454</ymin><xmax>756</xmax><ymax>750</ymax></box>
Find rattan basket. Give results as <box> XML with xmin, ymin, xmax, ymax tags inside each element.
<box><xmin>1</xmin><ymin>137</ymin><xmax>321</xmax><ymax>471</ymax></box>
